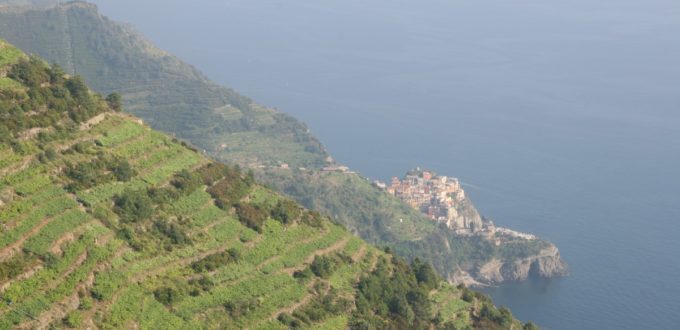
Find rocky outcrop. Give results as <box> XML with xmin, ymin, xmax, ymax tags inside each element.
<box><xmin>450</xmin><ymin>243</ymin><xmax>568</xmax><ymax>286</ymax></box>
<box><xmin>447</xmin><ymin>195</ymin><xmax>485</xmax><ymax>231</ymax></box>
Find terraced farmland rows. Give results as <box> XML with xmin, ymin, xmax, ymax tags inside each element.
<box><xmin>0</xmin><ymin>39</ymin><xmax>523</xmax><ymax>330</ymax></box>
<box><xmin>0</xmin><ymin>112</ymin><xmax>223</xmax><ymax>328</ymax></box>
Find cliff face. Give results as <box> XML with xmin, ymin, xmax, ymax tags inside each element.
<box><xmin>386</xmin><ymin>168</ymin><xmax>567</xmax><ymax>286</ymax></box>
<box><xmin>451</xmin><ymin>244</ymin><xmax>568</xmax><ymax>286</ymax></box>
<box><xmin>451</xmin><ymin>196</ymin><xmax>484</xmax><ymax>231</ymax></box>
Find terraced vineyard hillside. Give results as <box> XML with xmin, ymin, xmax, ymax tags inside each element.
<box><xmin>0</xmin><ymin>41</ymin><xmax>535</xmax><ymax>329</ymax></box>
<box><xmin>0</xmin><ymin>2</ymin><xmax>565</xmax><ymax>288</ymax></box>
<box><xmin>0</xmin><ymin>1</ymin><xmax>327</xmax><ymax>169</ymax></box>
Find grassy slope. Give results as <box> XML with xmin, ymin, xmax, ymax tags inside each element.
<box><xmin>260</xmin><ymin>169</ymin><xmax>437</xmax><ymax>243</ymax></box>
<box><xmin>260</xmin><ymin>169</ymin><xmax>550</xmax><ymax>277</ymax></box>
<box><xmin>0</xmin><ymin>2</ymin><xmax>554</xmax><ymax>284</ymax></box>
<box><xmin>0</xmin><ymin>1</ymin><xmax>327</xmax><ymax>169</ymax></box>
<box><xmin>0</xmin><ymin>42</ymin><xmax>533</xmax><ymax>330</ymax></box>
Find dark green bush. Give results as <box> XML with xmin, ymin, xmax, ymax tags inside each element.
<box><xmin>224</xmin><ymin>298</ymin><xmax>260</xmax><ymax>318</ymax></box>
<box><xmin>65</xmin><ymin>156</ymin><xmax>135</xmax><ymax>191</ymax></box>
<box><xmin>153</xmin><ymin>219</ymin><xmax>191</xmax><ymax>245</ymax></box>
<box><xmin>271</xmin><ymin>199</ymin><xmax>301</xmax><ymax>225</ymax></box>
<box><xmin>105</xmin><ymin>93</ymin><xmax>122</xmax><ymax>111</ymax></box>
<box><xmin>190</xmin><ymin>249</ymin><xmax>240</xmax><ymax>273</ymax></box>
<box><xmin>235</xmin><ymin>203</ymin><xmax>267</xmax><ymax>233</ymax></box>
<box><xmin>113</xmin><ymin>189</ymin><xmax>154</xmax><ymax>223</ymax></box>
<box><xmin>63</xmin><ymin>311</ymin><xmax>82</xmax><ymax>328</ymax></box>
<box><xmin>310</xmin><ymin>255</ymin><xmax>336</xmax><ymax>279</ymax></box>
<box><xmin>154</xmin><ymin>286</ymin><xmax>182</xmax><ymax>306</ymax></box>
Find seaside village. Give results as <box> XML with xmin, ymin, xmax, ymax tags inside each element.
<box><xmin>269</xmin><ymin>156</ymin><xmax>536</xmax><ymax>243</ymax></box>
<box><xmin>379</xmin><ymin>168</ymin><xmax>536</xmax><ymax>242</ymax></box>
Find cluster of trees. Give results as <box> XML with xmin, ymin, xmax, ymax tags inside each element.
<box><xmin>205</xmin><ymin>169</ymin><xmax>254</xmax><ymax>210</ymax></box>
<box><xmin>234</xmin><ymin>202</ymin><xmax>267</xmax><ymax>233</ymax></box>
<box><xmin>112</xmin><ymin>191</ymin><xmax>195</xmax><ymax>253</ymax></box>
<box><xmin>0</xmin><ymin>57</ymin><xmax>118</xmax><ymax>147</ymax></box>
<box><xmin>200</xmin><ymin>162</ymin><xmax>324</xmax><ymax>231</ymax></box>
<box><xmin>106</xmin><ymin>161</ymin><xmax>309</xmax><ymax>253</ymax></box>
<box><xmin>153</xmin><ymin>286</ymin><xmax>182</xmax><ymax>306</ymax></box>
<box><xmin>113</xmin><ymin>189</ymin><xmax>154</xmax><ymax>224</ymax></box>
<box><xmin>152</xmin><ymin>219</ymin><xmax>191</xmax><ymax>246</ymax></box>
<box><xmin>190</xmin><ymin>249</ymin><xmax>240</xmax><ymax>273</ymax></box>
<box><xmin>224</xmin><ymin>298</ymin><xmax>261</xmax><ymax>318</ymax></box>
<box><xmin>153</xmin><ymin>275</ymin><xmax>217</xmax><ymax>306</ymax></box>
<box><xmin>65</xmin><ymin>155</ymin><xmax>135</xmax><ymax>192</ymax></box>
<box><xmin>109</xmin><ymin>166</ymin><xmax>218</xmax><ymax>252</ymax></box>
<box><xmin>278</xmin><ymin>285</ymin><xmax>352</xmax><ymax>329</ymax></box>
<box><xmin>350</xmin><ymin>256</ymin><xmax>440</xmax><ymax>330</ymax></box>
<box><xmin>310</xmin><ymin>255</ymin><xmax>336</xmax><ymax>279</ymax></box>
<box><xmin>270</xmin><ymin>199</ymin><xmax>301</xmax><ymax>225</ymax></box>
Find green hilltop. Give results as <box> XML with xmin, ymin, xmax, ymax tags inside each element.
<box><xmin>0</xmin><ymin>40</ymin><xmax>536</xmax><ymax>329</ymax></box>
<box><xmin>0</xmin><ymin>1</ymin><xmax>565</xmax><ymax>287</ymax></box>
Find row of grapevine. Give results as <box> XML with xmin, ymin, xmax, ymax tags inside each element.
<box><xmin>0</xmin><ymin>195</ymin><xmax>77</xmax><ymax>249</ymax></box>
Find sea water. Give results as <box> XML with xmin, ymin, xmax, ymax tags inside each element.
<box><xmin>94</xmin><ymin>0</ymin><xmax>680</xmax><ymax>328</ymax></box>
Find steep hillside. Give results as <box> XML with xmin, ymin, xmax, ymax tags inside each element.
<box><xmin>261</xmin><ymin>169</ymin><xmax>566</xmax><ymax>286</ymax></box>
<box><xmin>0</xmin><ymin>41</ymin><xmax>537</xmax><ymax>329</ymax></box>
<box><xmin>0</xmin><ymin>1</ymin><xmax>565</xmax><ymax>286</ymax></box>
<box><xmin>0</xmin><ymin>1</ymin><xmax>327</xmax><ymax>169</ymax></box>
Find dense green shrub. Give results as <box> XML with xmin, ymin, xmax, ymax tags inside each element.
<box><xmin>293</xmin><ymin>268</ymin><xmax>314</xmax><ymax>280</ymax></box>
<box><xmin>277</xmin><ymin>313</ymin><xmax>303</xmax><ymax>328</ymax></box>
<box><xmin>113</xmin><ymin>189</ymin><xmax>154</xmax><ymax>223</ymax></box>
<box><xmin>65</xmin><ymin>156</ymin><xmax>136</xmax><ymax>191</ymax></box>
<box><xmin>196</xmin><ymin>163</ymin><xmax>231</xmax><ymax>185</ymax></box>
<box><xmin>63</xmin><ymin>311</ymin><xmax>82</xmax><ymax>328</ymax></box>
<box><xmin>524</xmin><ymin>321</ymin><xmax>540</xmax><ymax>330</ymax></box>
<box><xmin>235</xmin><ymin>203</ymin><xmax>267</xmax><ymax>233</ymax></box>
<box><xmin>105</xmin><ymin>93</ymin><xmax>122</xmax><ymax>112</ymax></box>
<box><xmin>170</xmin><ymin>169</ymin><xmax>202</xmax><ymax>193</ymax></box>
<box><xmin>153</xmin><ymin>219</ymin><xmax>191</xmax><ymax>245</ymax></box>
<box><xmin>208</xmin><ymin>178</ymin><xmax>251</xmax><ymax>209</ymax></box>
<box><xmin>111</xmin><ymin>159</ymin><xmax>135</xmax><ymax>181</ymax></box>
<box><xmin>0</xmin><ymin>56</ymin><xmax>109</xmax><ymax>146</ymax></box>
<box><xmin>8</xmin><ymin>57</ymin><xmax>49</xmax><ymax>87</ymax></box>
<box><xmin>79</xmin><ymin>297</ymin><xmax>93</xmax><ymax>310</ymax></box>
<box><xmin>351</xmin><ymin>255</ymin><xmax>439</xmax><ymax>330</ymax></box>
<box><xmin>300</xmin><ymin>210</ymin><xmax>325</xmax><ymax>228</ymax></box>
<box><xmin>202</xmin><ymin>163</ymin><xmax>253</xmax><ymax>209</ymax></box>
<box><xmin>154</xmin><ymin>286</ymin><xmax>182</xmax><ymax>306</ymax></box>
<box><xmin>147</xmin><ymin>186</ymin><xmax>181</xmax><ymax>205</ymax></box>
<box><xmin>224</xmin><ymin>298</ymin><xmax>261</xmax><ymax>318</ymax></box>
<box><xmin>310</xmin><ymin>255</ymin><xmax>336</xmax><ymax>279</ymax></box>
<box><xmin>91</xmin><ymin>271</ymin><xmax>122</xmax><ymax>301</ymax></box>
<box><xmin>188</xmin><ymin>276</ymin><xmax>215</xmax><ymax>296</ymax></box>
<box><xmin>190</xmin><ymin>249</ymin><xmax>240</xmax><ymax>273</ymax></box>
<box><xmin>477</xmin><ymin>303</ymin><xmax>514</xmax><ymax>329</ymax></box>
<box><xmin>270</xmin><ymin>199</ymin><xmax>301</xmax><ymax>225</ymax></box>
<box><xmin>412</xmin><ymin>258</ymin><xmax>439</xmax><ymax>291</ymax></box>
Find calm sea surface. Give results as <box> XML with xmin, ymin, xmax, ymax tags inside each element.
<box><xmin>94</xmin><ymin>1</ymin><xmax>680</xmax><ymax>328</ymax></box>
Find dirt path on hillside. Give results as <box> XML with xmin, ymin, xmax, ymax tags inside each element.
<box><xmin>0</xmin><ymin>208</ymin><xmax>71</xmax><ymax>262</ymax></box>
<box><xmin>280</xmin><ymin>236</ymin><xmax>350</xmax><ymax>276</ymax></box>
<box><xmin>79</xmin><ymin>113</ymin><xmax>108</xmax><ymax>131</ymax></box>
<box><xmin>261</xmin><ymin>278</ymin><xmax>333</xmax><ymax>325</ymax></box>
<box><xmin>352</xmin><ymin>244</ymin><xmax>367</xmax><ymax>263</ymax></box>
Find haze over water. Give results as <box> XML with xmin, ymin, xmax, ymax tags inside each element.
<box><xmin>93</xmin><ymin>0</ymin><xmax>680</xmax><ymax>328</ymax></box>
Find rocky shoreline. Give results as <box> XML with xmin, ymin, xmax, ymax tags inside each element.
<box><xmin>450</xmin><ymin>244</ymin><xmax>568</xmax><ymax>287</ymax></box>
<box><xmin>383</xmin><ymin>168</ymin><xmax>568</xmax><ymax>286</ymax></box>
